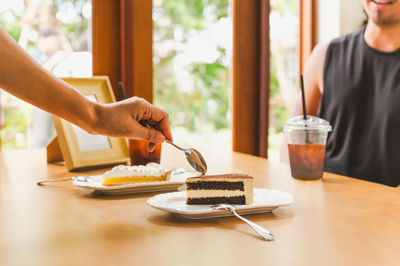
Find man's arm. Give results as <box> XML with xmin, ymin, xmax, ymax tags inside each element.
<box><xmin>280</xmin><ymin>42</ymin><xmax>329</xmax><ymax>162</ymax></box>
<box><xmin>300</xmin><ymin>42</ymin><xmax>329</xmax><ymax>115</ymax></box>
<box><xmin>0</xmin><ymin>27</ymin><xmax>172</xmax><ymax>151</ymax></box>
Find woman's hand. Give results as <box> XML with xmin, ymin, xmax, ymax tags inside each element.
<box><xmin>92</xmin><ymin>97</ymin><xmax>173</xmax><ymax>152</ymax></box>
<box><xmin>0</xmin><ymin>27</ymin><xmax>172</xmax><ymax>151</ymax></box>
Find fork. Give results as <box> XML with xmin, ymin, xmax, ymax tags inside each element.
<box><xmin>212</xmin><ymin>203</ymin><xmax>275</xmax><ymax>241</ymax></box>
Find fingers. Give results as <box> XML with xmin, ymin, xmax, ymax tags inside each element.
<box><xmin>134</xmin><ymin>122</ymin><xmax>165</xmax><ymax>152</ymax></box>
<box><xmin>139</xmin><ymin>102</ymin><xmax>173</xmax><ymax>142</ymax></box>
<box><xmin>147</xmin><ymin>142</ymin><xmax>158</xmax><ymax>153</ymax></box>
<box><xmin>104</xmin><ymin>97</ymin><xmax>173</xmax><ymax>145</ymax></box>
<box><xmin>152</xmin><ymin>111</ymin><xmax>173</xmax><ymax>141</ymax></box>
<box><xmin>146</xmin><ymin>127</ymin><xmax>165</xmax><ymax>144</ymax></box>
<box><xmin>146</xmin><ymin>128</ymin><xmax>165</xmax><ymax>152</ymax></box>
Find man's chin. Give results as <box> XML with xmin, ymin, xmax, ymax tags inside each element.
<box><xmin>369</xmin><ymin>13</ymin><xmax>399</xmax><ymax>26</ymax></box>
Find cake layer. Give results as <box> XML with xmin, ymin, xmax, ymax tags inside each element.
<box><xmin>186</xmin><ymin>181</ymin><xmax>244</xmax><ymax>191</ymax></box>
<box><xmin>101</xmin><ymin>175</ymin><xmax>168</xmax><ymax>186</ymax></box>
<box><xmin>187</xmin><ymin>173</ymin><xmax>253</xmax><ymax>182</ymax></box>
<box><xmin>187</xmin><ymin>196</ymin><xmax>246</xmax><ymax>205</ymax></box>
<box><xmin>104</xmin><ymin>163</ymin><xmax>167</xmax><ymax>178</ymax></box>
<box><xmin>101</xmin><ymin>163</ymin><xmax>170</xmax><ymax>186</ymax></box>
<box><xmin>186</xmin><ymin>190</ymin><xmax>246</xmax><ymax>198</ymax></box>
<box><xmin>186</xmin><ymin>173</ymin><xmax>254</xmax><ymax>205</ymax></box>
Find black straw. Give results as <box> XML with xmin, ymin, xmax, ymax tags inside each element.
<box><xmin>118</xmin><ymin>82</ymin><xmax>127</xmax><ymax>100</ymax></box>
<box><xmin>300</xmin><ymin>75</ymin><xmax>307</xmax><ymax>121</ymax></box>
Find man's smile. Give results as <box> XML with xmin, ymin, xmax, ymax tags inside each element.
<box><xmin>372</xmin><ymin>0</ymin><xmax>394</xmax><ymax>5</ymax></box>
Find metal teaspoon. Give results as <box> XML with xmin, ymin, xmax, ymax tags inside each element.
<box><xmin>142</xmin><ymin>122</ymin><xmax>208</xmax><ymax>175</ymax></box>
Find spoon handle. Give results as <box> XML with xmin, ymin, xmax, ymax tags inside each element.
<box><xmin>37</xmin><ymin>177</ymin><xmax>73</xmax><ymax>186</ymax></box>
<box><xmin>141</xmin><ymin>121</ymin><xmax>186</xmax><ymax>152</ymax></box>
<box><xmin>230</xmin><ymin>209</ymin><xmax>275</xmax><ymax>241</ymax></box>
<box><xmin>165</xmin><ymin>140</ymin><xmax>185</xmax><ymax>151</ymax></box>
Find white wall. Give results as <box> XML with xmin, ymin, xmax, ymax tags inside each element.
<box><xmin>318</xmin><ymin>0</ymin><xmax>366</xmax><ymax>43</ymax></box>
<box><xmin>339</xmin><ymin>0</ymin><xmax>366</xmax><ymax>35</ymax></box>
<box><xmin>318</xmin><ymin>0</ymin><xmax>340</xmax><ymax>43</ymax></box>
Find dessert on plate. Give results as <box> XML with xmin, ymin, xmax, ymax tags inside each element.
<box><xmin>101</xmin><ymin>163</ymin><xmax>171</xmax><ymax>186</ymax></box>
<box><xmin>185</xmin><ymin>173</ymin><xmax>254</xmax><ymax>205</ymax></box>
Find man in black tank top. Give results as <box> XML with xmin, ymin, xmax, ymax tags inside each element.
<box><xmin>301</xmin><ymin>0</ymin><xmax>400</xmax><ymax>186</ymax></box>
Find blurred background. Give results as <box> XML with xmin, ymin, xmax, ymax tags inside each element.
<box><xmin>0</xmin><ymin>0</ymin><xmax>92</xmax><ymax>150</ymax></box>
<box><xmin>0</xmin><ymin>0</ymin><xmax>364</xmax><ymax>160</ymax></box>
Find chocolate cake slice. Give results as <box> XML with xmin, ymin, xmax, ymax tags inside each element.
<box><xmin>185</xmin><ymin>173</ymin><xmax>254</xmax><ymax>205</ymax></box>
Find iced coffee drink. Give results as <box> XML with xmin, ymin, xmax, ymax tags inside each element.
<box><xmin>284</xmin><ymin>116</ymin><xmax>331</xmax><ymax>180</ymax></box>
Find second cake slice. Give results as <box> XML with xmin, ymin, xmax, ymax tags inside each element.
<box><xmin>186</xmin><ymin>173</ymin><xmax>254</xmax><ymax>205</ymax></box>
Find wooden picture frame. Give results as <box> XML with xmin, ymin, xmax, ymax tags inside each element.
<box><xmin>48</xmin><ymin>76</ymin><xmax>130</xmax><ymax>171</ymax></box>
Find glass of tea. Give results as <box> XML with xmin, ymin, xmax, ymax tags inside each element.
<box><xmin>129</xmin><ymin>139</ymin><xmax>162</xmax><ymax>166</ymax></box>
<box><xmin>283</xmin><ymin>116</ymin><xmax>332</xmax><ymax>180</ymax></box>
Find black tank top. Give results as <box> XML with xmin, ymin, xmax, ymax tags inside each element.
<box><xmin>318</xmin><ymin>28</ymin><xmax>400</xmax><ymax>187</ymax></box>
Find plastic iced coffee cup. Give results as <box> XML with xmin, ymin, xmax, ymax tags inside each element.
<box><xmin>129</xmin><ymin>139</ymin><xmax>162</xmax><ymax>166</ymax></box>
<box><xmin>283</xmin><ymin>116</ymin><xmax>332</xmax><ymax>180</ymax></box>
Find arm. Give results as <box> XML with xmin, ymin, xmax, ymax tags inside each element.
<box><xmin>0</xmin><ymin>27</ymin><xmax>171</xmax><ymax>151</ymax></box>
<box><xmin>300</xmin><ymin>42</ymin><xmax>328</xmax><ymax>115</ymax></box>
<box><xmin>280</xmin><ymin>42</ymin><xmax>329</xmax><ymax>162</ymax></box>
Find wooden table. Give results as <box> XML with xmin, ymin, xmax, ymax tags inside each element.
<box><xmin>1</xmin><ymin>147</ymin><xmax>400</xmax><ymax>266</ymax></box>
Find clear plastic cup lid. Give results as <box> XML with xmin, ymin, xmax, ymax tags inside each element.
<box><xmin>283</xmin><ymin>115</ymin><xmax>332</xmax><ymax>132</ymax></box>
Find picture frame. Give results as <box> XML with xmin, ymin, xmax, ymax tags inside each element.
<box><xmin>48</xmin><ymin>76</ymin><xmax>130</xmax><ymax>171</ymax></box>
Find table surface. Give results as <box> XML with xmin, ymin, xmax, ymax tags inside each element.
<box><xmin>1</xmin><ymin>146</ymin><xmax>400</xmax><ymax>266</ymax></box>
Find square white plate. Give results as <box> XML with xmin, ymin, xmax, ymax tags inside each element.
<box><xmin>72</xmin><ymin>171</ymin><xmax>199</xmax><ymax>195</ymax></box>
<box><xmin>147</xmin><ymin>188</ymin><xmax>293</xmax><ymax>219</ymax></box>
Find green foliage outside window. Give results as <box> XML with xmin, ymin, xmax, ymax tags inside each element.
<box><xmin>153</xmin><ymin>0</ymin><xmax>230</xmax><ymax>135</ymax></box>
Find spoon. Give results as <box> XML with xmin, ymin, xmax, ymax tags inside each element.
<box><xmin>165</xmin><ymin>140</ymin><xmax>207</xmax><ymax>175</ymax></box>
<box><xmin>212</xmin><ymin>203</ymin><xmax>275</xmax><ymax>241</ymax></box>
<box><xmin>142</xmin><ymin>122</ymin><xmax>208</xmax><ymax>175</ymax></box>
<box><xmin>37</xmin><ymin>176</ymin><xmax>92</xmax><ymax>185</ymax></box>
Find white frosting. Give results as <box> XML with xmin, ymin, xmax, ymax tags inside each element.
<box><xmin>103</xmin><ymin>163</ymin><xmax>167</xmax><ymax>178</ymax></box>
<box><xmin>186</xmin><ymin>190</ymin><xmax>247</xmax><ymax>197</ymax></box>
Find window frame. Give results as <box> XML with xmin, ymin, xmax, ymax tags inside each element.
<box><xmin>92</xmin><ymin>0</ymin><xmax>273</xmax><ymax>157</ymax></box>
<box><xmin>299</xmin><ymin>0</ymin><xmax>318</xmax><ymax>75</ymax></box>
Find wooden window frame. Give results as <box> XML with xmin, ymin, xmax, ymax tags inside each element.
<box><xmin>232</xmin><ymin>0</ymin><xmax>270</xmax><ymax>157</ymax></box>
<box><xmin>92</xmin><ymin>0</ymin><xmax>270</xmax><ymax>157</ymax></box>
<box><xmin>92</xmin><ymin>0</ymin><xmax>152</xmax><ymax>101</ymax></box>
<box><xmin>299</xmin><ymin>0</ymin><xmax>318</xmax><ymax>75</ymax></box>
<box><xmin>92</xmin><ymin>0</ymin><xmax>122</xmax><ymax>100</ymax></box>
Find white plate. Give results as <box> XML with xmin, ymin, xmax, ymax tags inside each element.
<box><xmin>147</xmin><ymin>188</ymin><xmax>293</xmax><ymax>219</ymax></box>
<box><xmin>72</xmin><ymin>171</ymin><xmax>199</xmax><ymax>195</ymax></box>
